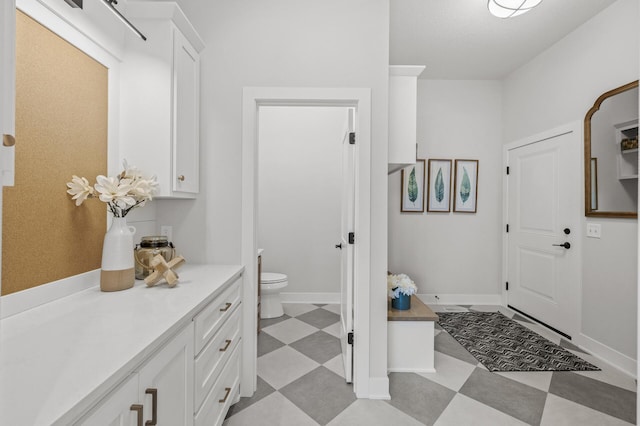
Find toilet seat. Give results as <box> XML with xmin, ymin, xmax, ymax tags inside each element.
<box><xmin>261</xmin><ymin>272</ymin><xmax>287</xmax><ymax>284</ymax></box>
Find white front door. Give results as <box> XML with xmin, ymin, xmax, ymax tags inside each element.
<box><xmin>506</xmin><ymin>127</ymin><xmax>581</xmax><ymax>338</ymax></box>
<box><xmin>339</xmin><ymin>108</ymin><xmax>356</xmax><ymax>383</ymax></box>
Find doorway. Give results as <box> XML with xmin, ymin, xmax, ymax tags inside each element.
<box><xmin>241</xmin><ymin>87</ymin><xmax>371</xmax><ymax>397</ymax></box>
<box><xmin>257</xmin><ymin>105</ymin><xmax>355</xmax><ymax>382</ymax></box>
<box><xmin>504</xmin><ymin>122</ymin><xmax>582</xmax><ymax>339</ymax></box>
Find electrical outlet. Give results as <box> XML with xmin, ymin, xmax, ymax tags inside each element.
<box><xmin>586</xmin><ymin>223</ymin><xmax>601</xmax><ymax>239</ymax></box>
<box><xmin>160</xmin><ymin>225</ymin><xmax>173</xmax><ymax>242</ymax></box>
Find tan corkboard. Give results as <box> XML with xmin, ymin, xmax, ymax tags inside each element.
<box><xmin>1</xmin><ymin>11</ymin><xmax>108</xmax><ymax>295</ymax></box>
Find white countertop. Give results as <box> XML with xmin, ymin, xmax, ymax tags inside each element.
<box><xmin>0</xmin><ymin>264</ymin><xmax>243</xmax><ymax>426</ymax></box>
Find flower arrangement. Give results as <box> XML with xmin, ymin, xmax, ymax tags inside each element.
<box><xmin>387</xmin><ymin>273</ymin><xmax>417</xmax><ymax>299</ymax></box>
<box><xmin>66</xmin><ymin>161</ymin><xmax>158</xmax><ymax>217</ymax></box>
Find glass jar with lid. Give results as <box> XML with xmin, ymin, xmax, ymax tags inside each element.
<box><xmin>134</xmin><ymin>236</ymin><xmax>175</xmax><ymax>280</ymax></box>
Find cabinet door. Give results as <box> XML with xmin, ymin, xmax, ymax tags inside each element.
<box><xmin>75</xmin><ymin>374</ymin><xmax>139</xmax><ymax>426</ymax></box>
<box><xmin>0</xmin><ymin>0</ymin><xmax>16</xmax><ymax>187</ymax></box>
<box><xmin>172</xmin><ymin>29</ymin><xmax>199</xmax><ymax>194</ymax></box>
<box><xmin>138</xmin><ymin>322</ymin><xmax>195</xmax><ymax>426</ymax></box>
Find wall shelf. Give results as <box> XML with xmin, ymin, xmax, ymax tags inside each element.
<box><xmin>615</xmin><ymin>121</ymin><xmax>638</xmax><ymax>180</ymax></box>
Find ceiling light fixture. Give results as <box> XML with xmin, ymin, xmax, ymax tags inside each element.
<box><xmin>100</xmin><ymin>0</ymin><xmax>147</xmax><ymax>41</ymax></box>
<box><xmin>487</xmin><ymin>0</ymin><xmax>542</xmax><ymax>18</ymax></box>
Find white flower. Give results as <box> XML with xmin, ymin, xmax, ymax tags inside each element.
<box><xmin>95</xmin><ymin>175</ymin><xmax>135</xmax><ymax>207</ymax></box>
<box><xmin>120</xmin><ymin>159</ymin><xmax>143</xmax><ymax>181</ymax></box>
<box><xmin>66</xmin><ymin>175</ymin><xmax>95</xmax><ymax>206</ymax></box>
<box><xmin>130</xmin><ymin>176</ymin><xmax>158</xmax><ymax>200</ymax></box>
<box><xmin>67</xmin><ymin>163</ymin><xmax>156</xmax><ymax>217</ymax></box>
<box><xmin>387</xmin><ymin>273</ymin><xmax>417</xmax><ymax>299</ymax></box>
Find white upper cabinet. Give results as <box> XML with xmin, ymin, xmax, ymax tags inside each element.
<box><xmin>120</xmin><ymin>1</ymin><xmax>204</xmax><ymax>198</ymax></box>
<box><xmin>1</xmin><ymin>0</ymin><xmax>16</xmax><ymax>187</ymax></box>
<box><xmin>388</xmin><ymin>65</ymin><xmax>425</xmax><ymax>174</ymax></box>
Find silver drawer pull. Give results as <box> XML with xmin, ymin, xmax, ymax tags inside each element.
<box><xmin>219</xmin><ymin>339</ymin><xmax>232</xmax><ymax>352</ymax></box>
<box><xmin>220</xmin><ymin>302</ymin><xmax>232</xmax><ymax>312</ymax></box>
<box><xmin>219</xmin><ymin>387</ymin><xmax>231</xmax><ymax>403</ymax></box>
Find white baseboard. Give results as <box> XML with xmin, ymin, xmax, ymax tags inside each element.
<box><xmin>281</xmin><ymin>292</ymin><xmax>340</xmax><ymax>304</ymax></box>
<box><xmin>365</xmin><ymin>376</ymin><xmax>390</xmax><ymax>400</ymax></box>
<box><xmin>417</xmin><ymin>293</ymin><xmax>502</xmax><ymax>306</ymax></box>
<box><xmin>575</xmin><ymin>333</ymin><xmax>637</xmax><ymax>379</ymax></box>
<box><xmin>388</xmin><ymin>367</ymin><xmax>436</xmax><ymax>374</ymax></box>
<box><xmin>1</xmin><ymin>269</ymin><xmax>100</xmax><ymax>319</ymax></box>
<box><xmin>281</xmin><ymin>292</ymin><xmax>501</xmax><ymax>306</ymax></box>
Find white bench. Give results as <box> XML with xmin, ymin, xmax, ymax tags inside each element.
<box><xmin>387</xmin><ymin>295</ymin><xmax>439</xmax><ymax>373</ymax></box>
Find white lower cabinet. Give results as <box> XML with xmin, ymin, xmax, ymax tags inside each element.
<box><xmin>194</xmin><ymin>280</ymin><xmax>242</xmax><ymax>354</ymax></box>
<box><xmin>194</xmin><ymin>306</ymin><xmax>241</xmax><ymax>410</ymax></box>
<box><xmin>193</xmin><ymin>276</ymin><xmax>243</xmax><ymax>426</ymax></box>
<box><xmin>75</xmin><ymin>374</ymin><xmax>139</xmax><ymax>426</ymax></box>
<box><xmin>76</xmin><ymin>323</ymin><xmax>195</xmax><ymax>426</ymax></box>
<box><xmin>76</xmin><ymin>276</ymin><xmax>243</xmax><ymax>426</ymax></box>
<box><xmin>138</xmin><ymin>322</ymin><xmax>195</xmax><ymax>426</ymax></box>
<box><xmin>195</xmin><ymin>344</ymin><xmax>241</xmax><ymax>426</ymax></box>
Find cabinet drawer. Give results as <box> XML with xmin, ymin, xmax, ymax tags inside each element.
<box><xmin>194</xmin><ymin>277</ymin><xmax>242</xmax><ymax>354</ymax></box>
<box><xmin>194</xmin><ymin>305</ymin><xmax>241</xmax><ymax>412</ymax></box>
<box><xmin>194</xmin><ymin>343</ymin><xmax>241</xmax><ymax>426</ymax></box>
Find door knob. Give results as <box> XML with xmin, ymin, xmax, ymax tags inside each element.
<box><xmin>552</xmin><ymin>242</ymin><xmax>571</xmax><ymax>249</ymax></box>
<box><xmin>563</xmin><ymin>228</ymin><xmax>571</xmax><ymax>235</ymax></box>
<box><xmin>3</xmin><ymin>134</ymin><xmax>15</xmax><ymax>147</ymax></box>
<box><xmin>335</xmin><ymin>243</ymin><xmax>343</xmax><ymax>249</ymax></box>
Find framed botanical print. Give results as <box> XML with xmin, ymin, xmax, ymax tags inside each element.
<box><xmin>427</xmin><ymin>159</ymin><xmax>452</xmax><ymax>212</ymax></box>
<box><xmin>453</xmin><ymin>159</ymin><xmax>479</xmax><ymax>213</ymax></box>
<box><xmin>400</xmin><ymin>159</ymin><xmax>426</xmax><ymax>212</ymax></box>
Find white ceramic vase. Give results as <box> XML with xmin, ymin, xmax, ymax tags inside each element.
<box><xmin>100</xmin><ymin>217</ymin><xmax>137</xmax><ymax>292</ymax></box>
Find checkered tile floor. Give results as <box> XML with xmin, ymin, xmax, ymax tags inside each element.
<box><xmin>224</xmin><ymin>303</ymin><xmax>637</xmax><ymax>426</ymax></box>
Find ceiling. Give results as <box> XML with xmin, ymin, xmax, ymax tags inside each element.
<box><xmin>390</xmin><ymin>0</ymin><xmax>618</xmax><ymax>79</ymax></box>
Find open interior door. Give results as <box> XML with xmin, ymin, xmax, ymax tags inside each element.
<box><xmin>339</xmin><ymin>108</ymin><xmax>356</xmax><ymax>383</ymax></box>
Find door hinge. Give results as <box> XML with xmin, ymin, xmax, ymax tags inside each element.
<box><xmin>348</xmin><ymin>232</ymin><xmax>355</xmax><ymax>244</ymax></box>
<box><xmin>349</xmin><ymin>132</ymin><xmax>356</xmax><ymax>145</ymax></box>
<box><xmin>506</xmin><ymin>224</ymin><xmax>509</xmax><ymax>233</ymax></box>
<box><xmin>506</xmin><ymin>282</ymin><xmax>509</xmax><ymax>291</ymax></box>
<box><xmin>348</xmin><ymin>331</ymin><xmax>354</xmax><ymax>345</ymax></box>
<box><xmin>506</xmin><ymin>166</ymin><xmax>510</xmax><ymax>175</ymax></box>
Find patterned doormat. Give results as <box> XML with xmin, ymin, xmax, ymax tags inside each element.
<box><xmin>437</xmin><ymin>312</ymin><xmax>600</xmax><ymax>372</ymax></box>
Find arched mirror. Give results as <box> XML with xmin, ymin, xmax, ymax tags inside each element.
<box><xmin>585</xmin><ymin>80</ymin><xmax>639</xmax><ymax>218</ymax></box>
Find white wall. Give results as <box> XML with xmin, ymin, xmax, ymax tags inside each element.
<box><xmin>389</xmin><ymin>80</ymin><xmax>503</xmax><ymax>300</ymax></box>
<box><xmin>155</xmin><ymin>0</ymin><xmax>391</xmax><ymax>397</ymax></box>
<box><xmin>258</xmin><ymin>106</ymin><xmax>346</xmax><ymax>295</ymax></box>
<box><xmin>503</xmin><ymin>0</ymin><xmax>638</xmax><ymax>362</ymax></box>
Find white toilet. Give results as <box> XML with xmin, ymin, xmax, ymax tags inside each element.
<box><xmin>260</xmin><ymin>272</ymin><xmax>288</xmax><ymax>319</ymax></box>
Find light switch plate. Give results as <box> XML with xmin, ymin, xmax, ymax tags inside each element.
<box><xmin>160</xmin><ymin>225</ymin><xmax>173</xmax><ymax>242</ymax></box>
<box><xmin>586</xmin><ymin>223</ymin><xmax>601</xmax><ymax>238</ymax></box>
